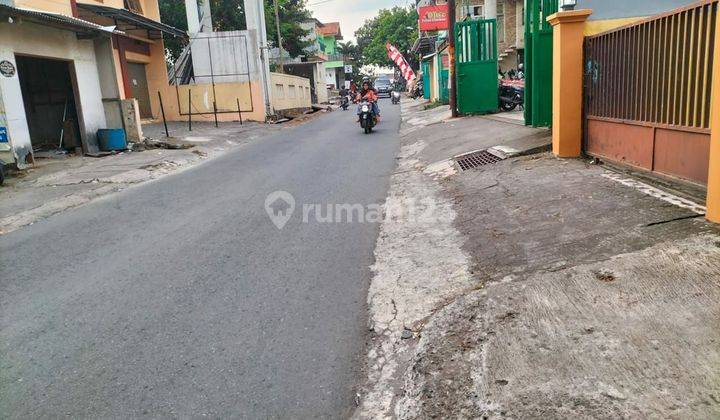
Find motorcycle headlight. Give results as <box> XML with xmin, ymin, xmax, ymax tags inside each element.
<box><xmin>361</xmin><ymin>105</ymin><xmax>369</xmax><ymax>112</ymax></box>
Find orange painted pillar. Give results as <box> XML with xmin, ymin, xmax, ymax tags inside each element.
<box><xmin>705</xmin><ymin>7</ymin><xmax>720</xmax><ymax>223</ymax></box>
<box><xmin>547</xmin><ymin>9</ymin><xmax>592</xmax><ymax>158</ymax></box>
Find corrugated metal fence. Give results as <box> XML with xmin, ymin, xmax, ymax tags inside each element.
<box><xmin>583</xmin><ymin>0</ymin><xmax>717</xmax><ymax>184</ymax></box>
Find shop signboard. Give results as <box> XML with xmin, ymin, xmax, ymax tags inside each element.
<box><xmin>419</xmin><ymin>5</ymin><xmax>449</xmax><ymax>31</ymax></box>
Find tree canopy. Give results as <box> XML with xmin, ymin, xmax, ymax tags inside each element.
<box><xmin>355</xmin><ymin>6</ymin><xmax>418</xmax><ymax>68</ymax></box>
<box><xmin>159</xmin><ymin>0</ymin><xmax>311</xmax><ymax>61</ymax></box>
<box><xmin>337</xmin><ymin>41</ymin><xmax>360</xmax><ymax>63</ymax></box>
<box><xmin>264</xmin><ymin>0</ymin><xmax>312</xmax><ymax>57</ymax></box>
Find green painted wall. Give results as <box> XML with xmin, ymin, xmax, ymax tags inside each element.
<box><xmin>325</xmin><ymin>60</ymin><xmax>344</xmax><ymax>69</ymax></box>
<box><xmin>524</xmin><ymin>0</ymin><xmax>557</xmax><ymax>127</ymax></box>
<box><xmin>421</xmin><ymin>59</ymin><xmax>431</xmax><ymax>100</ymax></box>
<box><xmin>319</xmin><ymin>35</ymin><xmax>337</xmax><ymax>55</ymax></box>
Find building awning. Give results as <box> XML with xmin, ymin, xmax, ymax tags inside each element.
<box><xmin>77</xmin><ymin>3</ymin><xmax>186</xmax><ymax>39</ymax></box>
<box><xmin>412</xmin><ymin>36</ymin><xmax>437</xmax><ymax>55</ymax></box>
<box><xmin>0</xmin><ymin>4</ymin><xmax>119</xmax><ymax>38</ymax></box>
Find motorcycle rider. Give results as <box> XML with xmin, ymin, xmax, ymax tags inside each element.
<box><xmin>339</xmin><ymin>85</ymin><xmax>349</xmax><ymax>109</ymax></box>
<box><xmin>349</xmin><ymin>81</ymin><xmax>359</xmax><ymax>101</ymax></box>
<box><xmin>356</xmin><ymin>80</ymin><xmax>380</xmax><ymax>121</ymax></box>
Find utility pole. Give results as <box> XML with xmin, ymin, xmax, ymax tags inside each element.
<box><xmin>448</xmin><ymin>0</ymin><xmax>458</xmax><ymax>117</ymax></box>
<box><xmin>273</xmin><ymin>0</ymin><xmax>284</xmax><ymax>73</ymax></box>
<box><xmin>244</xmin><ymin>0</ymin><xmax>273</xmax><ymax>117</ymax></box>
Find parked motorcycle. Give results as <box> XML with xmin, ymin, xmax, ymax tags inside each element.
<box><xmin>499</xmin><ymin>82</ymin><xmax>524</xmax><ymax>112</ymax></box>
<box><xmin>359</xmin><ymin>101</ymin><xmax>377</xmax><ymax>134</ymax></box>
<box><xmin>410</xmin><ymin>83</ymin><xmax>423</xmax><ymax>100</ymax></box>
<box><xmin>340</xmin><ymin>95</ymin><xmax>350</xmax><ymax>111</ymax></box>
<box><xmin>391</xmin><ymin>90</ymin><xmax>401</xmax><ymax>105</ymax></box>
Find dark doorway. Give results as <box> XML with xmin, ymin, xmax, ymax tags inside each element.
<box><xmin>127</xmin><ymin>62</ymin><xmax>152</xmax><ymax>118</ymax></box>
<box><xmin>285</xmin><ymin>63</ymin><xmax>317</xmax><ymax>104</ymax></box>
<box><xmin>16</xmin><ymin>55</ymin><xmax>82</xmax><ymax>152</ymax></box>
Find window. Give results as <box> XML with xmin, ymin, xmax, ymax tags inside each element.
<box><xmin>497</xmin><ymin>3</ymin><xmax>505</xmax><ymax>43</ymax></box>
<box><xmin>473</xmin><ymin>5</ymin><xmax>483</xmax><ymax>18</ymax></box>
<box><xmin>288</xmin><ymin>85</ymin><xmax>296</xmax><ymax>99</ymax></box>
<box><xmin>461</xmin><ymin>4</ymin><xmax>483</xmax><ymax>19</ymax></box>
<box><xmin>275</xmin><ymin>84</ymin><xmax>285</xmax><ymax>99</ymax></box>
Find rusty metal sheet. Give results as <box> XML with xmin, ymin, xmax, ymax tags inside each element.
<box><xmin>653</xmin><ymin>128</ymin><xmax>710</xmax><ymax>184</ymax></box>
<box><xmin>587</xmin><ymin>119</ymin><xmax>654</xmax><ymax>170</ymax></box>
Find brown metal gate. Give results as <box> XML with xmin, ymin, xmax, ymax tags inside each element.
<box><xmin>127</xmin><ymin>63</ymin><xmax>152</xmax><ymax>119</ymax></box>
<box><xmin>584</xmin><ymin>0</ymin><xmax>717</xmax><ymax>185</ymax></box>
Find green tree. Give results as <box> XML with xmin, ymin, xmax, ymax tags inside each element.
<box><xmin>265</xmin><ymin>0</ymin><xmax>312</xmax><ymax>58</ymax></box>
<box><xmin>355</xmin><ymin>6</ymin><xmax>418</xmax><ymax>67</ymax></box>
<box><xmin>159</xmin><ymin>0</ymin><xmax>189</xmax><ymax>61</ymax></box>
<box><xmin>210</xmin><ymin>0</ymin><xmax>246</xmax><ymax>31</ymax></box>
<box><xmin>159</xmin><ymin>0</ymin><xmax>311</xmax><ymax>61</ymax></box>
<box><xmin>337</xmin><ymin>41</ymin><xmax>362</xmax><ymax>64</ymax></box>
<box><xmin>336</xmin><ymin>41</ymin><xmax>361</xmax><ymax>82</ymax></box>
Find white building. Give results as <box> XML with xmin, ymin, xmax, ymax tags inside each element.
<box><xmin>0</xmin><ymin>3</ymin><xmax>122</xmax><ymax>168</ymax></box>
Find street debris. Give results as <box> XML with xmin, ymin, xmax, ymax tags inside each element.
<box><xmin>142</xmin><ymin>137</ymin><xmax>195</xmax><ymax>150</ymax></box>
<box><xmin>593</xmin><ymin>270</ymin><xmax>616</xmax><ymax>282</ymax></box>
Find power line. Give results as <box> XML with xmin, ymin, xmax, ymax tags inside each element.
<box><xmin>306</xmin><ymin>0</ymin><xmax>340</xmax><ymax>6</ymax></box>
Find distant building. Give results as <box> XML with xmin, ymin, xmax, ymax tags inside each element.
<box><xmin>316</xmin><ymin>22</ymin><xmax>344</xmax><ymax>89</ymax></box>
<box><xmin>269</xmin><ymin>18</ymin><xmax>346</xmax><ymax>102</ymax></box>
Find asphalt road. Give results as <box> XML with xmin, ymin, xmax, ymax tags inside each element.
<box><xmin>0</xmin><ymin>100</ymin><xmax>401</xmax><ymax>418</ymax></box>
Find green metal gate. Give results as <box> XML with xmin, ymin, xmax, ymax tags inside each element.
<box><xmin>524</xmin><ymin>0</ymin><xmax>557</xmax><ymax>127</ymax></box>
<box><xmin>438</xmin><ymin>53</ymin><xmax>449</xmax><ymax>104</ymax></box>
<box><xmin>421</xmin><ymin>59</ymin><xmax>431</xmax><ymax>100</ymax></box>
<box><xmin>455</xmin><ymin>19</ymin><xmax>498</xmax><ymax>114</ymax></box>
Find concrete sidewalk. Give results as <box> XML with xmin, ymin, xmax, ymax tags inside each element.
<box><xmin>0</xmin><ymin>116</ymin><xmax>316</xmax><ymax>235</ymax></box>
<box><xmin>357</xmin><ymin>99</ymin><xmax>720</xmax><ymax>419</ymax></box>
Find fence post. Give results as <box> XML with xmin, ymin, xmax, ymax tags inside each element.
<box><xmin>213</xmin><ymin>100</ymin><xmax>218</xmax><ymax>128</ymax></box>
<box><xmin>705</xmin><ymin>7</ymin><xmax>720</xmax><ymax>222</ymax></box>
<box><xmin>236</xmin><ymin>98</ymin><xmax>243</xmax><ymax>125</ymax></box>
<box><xmin>188</xmin><ymin>90</ymin><xmax>192</xmax><ymax>132</ymax></box>
<box><xmin>157</xmin><ymin>91</ymin><xmax>169</xmax><ymax>138</ymax></box>
<box><xmin>547</xmin><ymin>9</ymin><xmax>592</xmax><ymax>157</ymax></box>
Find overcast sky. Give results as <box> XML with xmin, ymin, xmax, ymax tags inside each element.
<box><xmin>306</xmin><ymin>0</ymin><xmax>414</xmax><ymax>43</ymax></box>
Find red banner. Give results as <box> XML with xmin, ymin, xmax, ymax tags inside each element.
<box><xmin>418</xmin><ymin>5</ymin><xmax>449</xmax><ymax>31</ymax></box>
<box><xmin>386</xmin><ymin>43</ymin><xmax>416</xmax><ymax>82</ymax></box>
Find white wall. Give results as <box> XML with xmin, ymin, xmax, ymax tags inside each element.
<box><xmin>190</xmin><ymin>30</ymin><xmax>261</xmax><ymax>85</ymax></box>
<box><xmin>325</xmin><ymin>67</ymin><xmax>336</xmax><ymax>88</ymax></box>
<box><xmin>313</xmin><ymin>62</ymin><xmax>328</xmax><ymax>103</ymax></box>
<box><xmin>270</xmin><ymin>73</ymin><xmax>312</xmax><ymax>110</ymax></box>
<box><xmin>0</xmin><ymin>76</ymin><xmax>11</xmax><ymax>161</ymax></box>
<box><xmin>0</xmin><ymin>21</ymin><xmax>109</xmax><ymax>161</ymax></box>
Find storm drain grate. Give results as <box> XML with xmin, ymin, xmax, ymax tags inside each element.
<box><xmin>455</xmin><ymin>150</ymin><xmax>504</xmax><ymax>171</ymax></box>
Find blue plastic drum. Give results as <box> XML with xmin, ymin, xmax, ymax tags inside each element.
<box><xmin>97</xmin><ymin>129</ymin><xmax>127</xmax><ymax>151</ymax></box>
